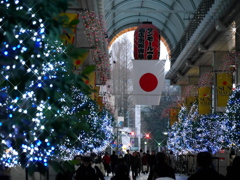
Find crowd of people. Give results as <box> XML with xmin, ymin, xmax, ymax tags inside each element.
<box><xmin>55</xmin><ymin>149</ymin><xmax>240</xmax><ymax>180</ymax></box>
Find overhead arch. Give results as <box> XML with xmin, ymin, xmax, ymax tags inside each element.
<box><xmin>105</xmin><ymin>1</ymin><xmax>187</xmax><ymax>30</ymax></box>
<box><xmin>104</xmin><ymin>0</ymin><xmax>201</xmax><ymax>51</ymax></box>
<box><xmin>108</xmin><ymin>27</ymin><xmax>171</xmax><ymax>58</ymax></box>
<box><xmin>107</xmin><ymin>15</ymin><xmax>178</xmax><ymax>51</ymax></box>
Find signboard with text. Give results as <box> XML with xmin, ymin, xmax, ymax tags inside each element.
<box><xmin>134</xmin><ymin>22</ymin><xmax>160</xmax><ymax>60</ymax></box>
<box><xmin>216</xmin><ymin>73</ymin><xmax>232</xmax><ymax>107</ymax></box>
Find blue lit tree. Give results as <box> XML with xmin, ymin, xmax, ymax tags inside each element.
<box><xmin>168</xmin><ymin>105</ymin><xmax>189</xmax><ymax>154</ymax></box>
<box><xmin>194</xmin><ymin>114</ymin><xmax>225</xmax><ymax>154</ymax></box>
<box><xmin>181</xmin><ymin>105</ymin><xmax>197</xmax><ymax>154</ymax></box>
<box><xmin>224</xmin><ymin>85</ymin><xmax>240</xmax><ymax>147</ymax></box>
<box><xmin>0</xmin><ymin>0</ymin><xmax>114</xmax><ymax>175</ymax></box>
<box><xmin>168</xmin><ymin>101</ymin><xmax>228</xmax><ymax>154</ymax></box>
<box><xmin>168</xmin><ymin>122</ymin><xmax>184</xmax><ymax>154</ymax></box>
<box><xmin>59</xmin><ymin>88</ymin><xmax>114</xmax><ymax>160</ymax></box>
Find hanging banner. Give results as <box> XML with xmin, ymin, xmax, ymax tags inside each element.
<box><xmin>185</xmin><ymin>96</ymin><xmax>197</xmax><ymax>109</ymax></box>
<box><xmin>198</xmin><ymin>87</ymin><xmax>212</xmax><ymax>114</ymax></box>
<box><xmin>217</xmin><ymin>73</ymin><xmax>233</xmax><ymax>107</ymax></box>
<box><xmin>60</xmin><ymin>13</ymin><xmax>79</xmax><ymax>45</ymax></box>
<box><xmin>60</xmin><ymin>13</ymin><xmax>88</xmax><ymax>70</ymax></box>
<box><xmin>134</xmin><ymin>22</ymin><xmax>160</xmax><ymax>60</ymax></box>
<box><xmin>73</xmin><ymin>49</ymin><xmax>89</xmax><ymax>69</ymax></box>
<box><xmin>132</xmin><ymin>60</ymin><xmax>165</xmax><ymax>105</ymax></box>
<box><xmin>170</xmin><ymin>108</ymin><xmax>179</xmax><ymax>126</ymax></box>
<box><xmin>83</xmin><ymin>72</ymin><xmax>96</xmax><ymax>100</ymax></box>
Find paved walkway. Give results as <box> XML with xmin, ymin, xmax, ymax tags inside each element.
<box><xmin>104</xmin><ymin>173</ymin><xmax>188</xmax><ymax>180</ymax></box>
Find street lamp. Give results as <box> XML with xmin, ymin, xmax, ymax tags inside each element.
<box><xmin>158</xmin><ymin>143</ymin><xmax>161</xmax><ymax>152</ymax></box>
<box><xmin>145</xmin><ymin>133</ymin><xmax>150</xmax><ymax>138</ymax></box>
<box><xmin>144</xmin><ymin>141</ymin><xmax>147</xmax><ymax>152</ymax></box>
<box><xmin>163</xmin><ymin>132</ymin><xmax>168</xmax><ymax>135</ymax></box>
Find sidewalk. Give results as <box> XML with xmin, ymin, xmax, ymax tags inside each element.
<box><xmin>104</xmin><ymin>173</ymin><xmax>189</xmax><ymax>180</ymax></box>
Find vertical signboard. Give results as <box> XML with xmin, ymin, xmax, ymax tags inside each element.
<box><xmin>60</xmin><ymin>13</ymin><xmax>79</xmax><ymax>45</ymax></box>
<box><xmin>170</xmin><ymin>108</ymin><xmax>179</xmax><ymax>126</ymax></box>
<box><xmin>217</xmin><ymin>73</ymin><xmax>233</xmax><ymax>107</ymax></box>
<box><xmin>198</xmin><ymin>87</ymin><xmax>212</xmax><ymax>114</ymax></box>
<box><xmin>185</xmin><ymin>96</ymin><xmax>197</xmax><ymax>110</ymax></box>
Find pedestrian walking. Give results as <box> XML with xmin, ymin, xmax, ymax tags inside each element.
<box><xmin>147</xmin><ymin>150</ymin><xmax>157</xmax><ymax>180</ymax></box>
<box><xmin>142</xmin><ymin>152</ymin><xmax>148</xmax><ymax>174</ymax></box>
<box><xmin>75</xmin><ymin>156</ymin><xmax>98</xmax><ymax>180</ymax></box>
<box><xmin>110</xmin><ymin>151</ymin><xmax>118</xmax><ymax>176</ymax></box>
<box><xmin>187</xmin><ymin>152</ymin><xmax>226</xmax><ymax>180</ymax></box>
<box><xmin>153</xmin><ymin>152</ymin><xmax>175</xmax><ymax>180</ymax></box>
<box><xmin>226</xmin><ymin>156</ymin><xmax>240</xmax><ymax>180</ymax></box>
<box><xmin>131</xmin><ymin>151</ymin><xmax>140</xmax><ymax>180</ymax></box>
<box><xmin>111</xmin><ymin>163</ymin><xmax>130</xmax><ymax>180</ymax></box>
<box><xmin>90</xmin><ymin>159</ymin><xmax>105</xmax><ymax>180</ymax></box>
<box><xmin>94</xmin><ymin>155</ymin><xmax>105</xmax><ymax>177</ymax></box>
<box><xmin>124</xmin><ymin>149</ymin><xmax>132</xmax><ymax>172</ymax></box>
<box><xmin>102</xmin><ymin>152</ymin><xmax>111</xmax><ymax>176</ymax></box>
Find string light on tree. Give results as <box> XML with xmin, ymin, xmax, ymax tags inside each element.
<box><xmin>0</xmin><ymin>0</ymin><xmax>115</xmax><ymax>171</ymax></box>
<box><xmin>224</xmin><ymin>85</ymin><xmax>240</xmax><ymax>147</ymax></box>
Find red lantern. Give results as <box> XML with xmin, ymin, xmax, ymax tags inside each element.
<box><xmin>134</xmin><ymin>22</ymin><xmax>160</xmax><ymax>60</ymax></box>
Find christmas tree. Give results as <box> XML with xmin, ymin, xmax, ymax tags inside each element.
<box><xmin>168</xmin><ymin>106</ymin><xmax>188</xmax><ymax>154</ymax></box>
<box><xmin>58</xmin><ymin>87</ymin><xmax>114</xmax><ymax>160</ymax></box>
<box><xmin>224</xmin><ymin>85</ymin><xmax>240</xmax><ymax>147</ymax></box>
<box><xmin>194</xmin><ymin>114</ymin><xmax>224</xmax><ymax>154</ymax></box>
<box><xmin>0</xmin><ymin>0</ymin><xmax>114</xmax><ymax>174</ymax></box>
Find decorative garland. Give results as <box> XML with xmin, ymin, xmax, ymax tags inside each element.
<box><xmin>80</xmin><ymin>10</ymin><xmax>107</xmax><ymax>46</ymax></box>
<box><xmin>198</xmin><ymin>71</ymin><xmax>214</xmax><ymax>87</ymax></box>
<box><xmin>92</xmin><ymin>48</ymin><xmax>111</xmax><ymax>84</ymax></box>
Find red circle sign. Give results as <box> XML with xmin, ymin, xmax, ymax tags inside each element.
<box><xmin>139</xmin><ymin>73</ymin><xmax>158</xmax><ymax>92</ymax></box>
<box><xmin>75</xmin><ymin>60</ymin><xmax>81</xmax><ymax>65</ymax></box>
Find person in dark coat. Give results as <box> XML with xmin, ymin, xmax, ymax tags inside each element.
<box><xmin>226</xmin><ymin>156</ymin><xmax>240</xmax><ymax>180</ymax></box>
<box><xmin>90</xmin><ymin>159</ymin><xmax>105</xmax><ymax>180</ymax></box>
<box><xmin>111</xmin><ymin>163</ymin><xmax>130</xmax><ymax>180</ymax></box>
<box><xmin>153</xmin><ymin>152</ymin><xmax>175</xmax><ymax>179</ymax></box>
<box><xmin>117</xmin><ymin>154</ymin><xmax>125</xmax><ymax>165</ymax></box>
<box><xmin>147</xmin><ymin>150</ymin><xmax>157</xmax><ymax>180</ymax></box>
<box><xmin>131</xmin><ymin>151</ymin><xmax>140</xmax><ymax>180</ymax></box>
<box><xmin>187</xmin><ymin>152</ymin><xmax>226</xmax><ymax>180</ymax></box>
<box><xmin>55</xmin><ymin>161</ymin><xmax>73</xmax><ymax>180</ymax></box>
<box><xmin>124</xmin><ymin>149</ymin><xmax>132</xmax><ymax>172</ymax></box>
<box><xmin>146</xmin><ymin>150</ymin><xmax>150</xmax><ymax>173</ymax></box>
<box><xmin>142</xmin><ymin>152</ymin><xmax>148</xmax><ymax>174</ymax></box>
<box><xmin>110</xmin><ymin>151</ymin><xmax>118</xmax><ymax>176</ymax></box>
<box><xmin>75</xmin><ymin>156</ymin><xmax>98</xmax><ymax>180</ymax></box>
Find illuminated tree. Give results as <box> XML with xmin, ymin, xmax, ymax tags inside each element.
<box><xmin>59</xmin><ymin>87</ymin><xmax>114</xmax><ymax>160</ymax></box>
<box><xmin>168</xmin><ymin>105</ymin><xmax>196</xmax><ymax>154</ymax></box>
<box><xmin>168</xmin><ymin>122</ymin><xmax>184</xmax><ymax>154</ymax></box>
<box><xmin>224</xmin><ymin>85</ymin><xmax>240</xmax><ymax>147</ymax></box>
<box><xmin>194</xmin><ymin>114</ymin><xmax>225</xmax><ymax>154</ymax></box>
<box><xmin>0</xmin><ymin>0</ymin><xmax>114</xmax><ymax>175</ymax></box>
<box><xmin>168</xmin><ymin>101</ymin><xmax>227</xmax><ymax>154</ymax></box>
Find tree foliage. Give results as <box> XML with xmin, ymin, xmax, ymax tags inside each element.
<box><xmin>0</xmin><ymin>0</ymin><xmax>114</xmax><ymax>175</ymax></box>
